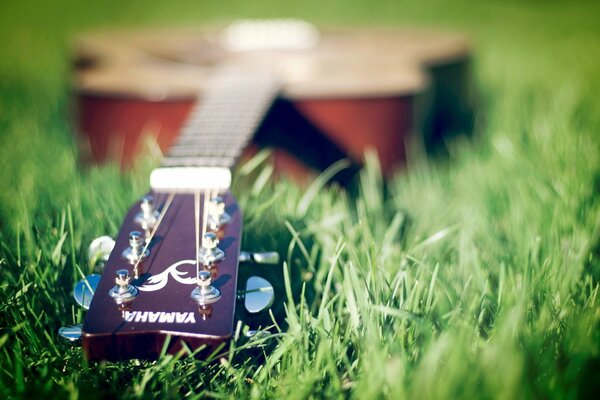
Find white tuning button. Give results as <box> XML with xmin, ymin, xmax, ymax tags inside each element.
<box><xmin>207</xmin><ymin>196</ymin><xmax>231</xmax><ymax>231</ymax></box>
<box><xmin>109</xmin><ymin>269</ymin><xmax>138</xmax><ymax>304</ymax></box>
<box><xmin>198</xmin><ymin>232</ymin><xmax>225</xmax><ymax>267</ymax></box>
<box><xmin>191</xmin><ymin>270</ymin><xmax>221</xmax><ymax>305</ymax></box>
<box><xmin>245</xmin><ymin>330</ymin><xmax>272</xmax><ymax>339</ymax></box>
<box><xmin>135</xmin><ymin>195</ymin><xmax>159</xmax><ymax>235</ymax></box>
<box><xmin>58</xmin><ymin>324</ymin><xmax>83</xmax><ymax>343</ymax></box>
<box><xmin>88</xmin><ymin>236</ymin><xmax>115</xmax><ymax>271</ymax></box>
<box><xmin>237</xmin><ymin>276</ymin><xmax>274</xmax><ymax>313</ymax></box>
<box><xmin>73</xmin><ymin>274</ymin><xmax>101</xmax><ymax>310</ymax></box>
<box><xmin>122</xmin><ymin>231</ymin><xmax>149</xmax><ymax>264</ymax></box>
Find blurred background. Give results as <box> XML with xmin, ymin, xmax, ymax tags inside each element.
<box><xmin>1</xmin><ymin>0</ymin><xmax>598</xmax><ymax>211</ymax></box>
<box><xmin>2</xmin><ymin>0</ymin><xmax>598</xmax><ymax>93</ymax></box>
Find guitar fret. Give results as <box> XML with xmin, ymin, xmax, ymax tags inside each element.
<box><xmin>169</xmin><ymin>146</ymin><xmax>247</xmax><ymax>158</ymax></box>
<box><xmin>163</xmin><ymin>66</ymin><xmax>280</xmax><ymax>169</ymax></box>
<box><xmin>163</xmin><ymin>156</ymin><xmax>237</xmax><ymax>167</ymax></box>
<box><xmin>179</xmin><ymin>120</ymin><xmax>261</xmax><ymax>135</ymax></box>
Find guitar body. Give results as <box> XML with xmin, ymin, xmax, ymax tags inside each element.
<box><xmin>77</xmin><ymin>94</ymin><xmax>416</xmax><ymax>180</ymax></box>
<box><xmin>74</xmin><ymin>24</ymin><xmax>473</xmax><ymax>178</ymax></box>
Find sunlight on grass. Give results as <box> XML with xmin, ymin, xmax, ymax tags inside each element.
<box><xmin>0</xmin><ymin>0</ymin><xmax>599</xmax><ymax>398</ymax></box>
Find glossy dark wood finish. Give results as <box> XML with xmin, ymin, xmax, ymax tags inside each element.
<box><xmin>83</xmin><ymin>191</ymin><xmax>241</xmax><ymax>361</ymax></box>
<box><xmin>77</xmin><ymin>96</ymin><xmax>193</xmax><ymax>167</ymax></box>
<box><xmin>77</xmin><ymin>94</ymin><xmax>417</xmax><ymax>178</ymax></box>
<box><xmin>292</xmin><ymin>96</ymin><xmax>414</xmax><ymax>175</ymax></box>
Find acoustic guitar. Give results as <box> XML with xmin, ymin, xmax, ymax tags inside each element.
<box><xmin>60</xmin><ymin>20</ymin><xmax>474</xmax><ymax>361</ymax></box>
<box><xmin>62</xmin><ymin>65</ymin><xmax>285</xmax><ymax>361</ymax></box>
<box><xmin>73</xmin><ymin>19</ymin><xmax>473</xmax><ymax>181</ymax></box>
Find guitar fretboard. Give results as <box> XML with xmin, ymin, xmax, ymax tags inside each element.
<box><xmin>163</xmin><ymin>66</ymin><xmax>280</xmax><ymax>168</ymax></box>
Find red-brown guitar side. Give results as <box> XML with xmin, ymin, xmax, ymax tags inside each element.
<box><xmin>77</xmin><ymin>94</ymin><xmax>416</xmax><ymax>179</ymax></box>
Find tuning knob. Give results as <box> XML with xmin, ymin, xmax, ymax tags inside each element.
<box><xmin>135</xmin><ymin>195</ymin><xmax>159</xmax><ymax>235</ymax></box>
<box><xmin>73</xmin><ymin>274</ymin><xmax>101</xmax><ymax>310</ymax></box>
<box><xmin>88</xmin><ymin>236</ymin><xmax>115</xmax><ymax>271</ymax></box>
<box><xmin>197</xmin><ymin>232</ymin><xmax>225</xmax><ymax>266</ymax></box>
<box><xmin>191</xmin><ymin>270</ymin><xmax>221</xmax><ymax>305</ymax></box>
<box><xmin>245</xmin><ymin>329</ymin><xmax>272</xmax><ymax>339</ymax></box>
<box><xmin>207</xmin><ymin>196</ymin><xmax>231</xmax><ymax>231</ymax></box>
<box><xmin>58</xmin><ymin>324</ymin><xmax>83</xmax><ymax>343</ymax></box>
<box><xmin>239</xmin><ymin>251</ymin><xmax>280</xmax><ymax>265</ymax></box>
<box><xmin>122</xmin><ymin>231</ymin><xmax>149</xmax><ymax>264</ymax></box>
<box><xmin>109</xmin><ymin>269</ymin><xmax>138</xmax><ymax>304</ymax></box>
<box><xmin>237</xmin><ymin>276</ymin><xmax>274</xmax><ymax>313</ymax></box>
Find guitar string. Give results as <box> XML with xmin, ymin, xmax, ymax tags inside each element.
<box><xmin>132</xmin><ymin>192</ymin><xmax>175</xmax><ymax>278</ymax></box>
<box><xmin>195</xmin><ymin>187</ymin><xmax>215</xmax><ymax>282</ymax></box>
<box><xmin>194</xmin><ymin>190</ymin><xmax>201</xmax><ymax>283</ymax></box>
<box><xmin>201</xmin><ymin>188</ymin><xmax>210</xmax><ymax>241</ymax></box>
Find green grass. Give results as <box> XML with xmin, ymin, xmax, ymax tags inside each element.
<box><xmin>1</xmin><ymin>0</ymin><xmax>599</xmax><ymax>398</ymax></box>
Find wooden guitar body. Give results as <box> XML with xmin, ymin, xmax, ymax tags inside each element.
<box><xmin>74</xmin><ymin>24</ymin><xmax>473</xmax><ymax>179</ymax></box>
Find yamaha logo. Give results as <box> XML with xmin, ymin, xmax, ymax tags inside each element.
<box><xmin>137</xmin><ymin>259</ymin><xmax>197</xmax><ymax>292</ymax></box>
<box><xmin>124</xmin><ymin>311</ymin><xmax>197</xmax><ymax>324</ymax></box>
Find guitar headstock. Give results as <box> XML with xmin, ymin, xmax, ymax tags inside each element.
<box><xmin>82</xmin><ymin>192</ymin><xmax>243</xmax><ymax>361</ymax></box>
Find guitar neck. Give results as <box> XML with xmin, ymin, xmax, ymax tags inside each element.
<box><xmin>163</xmin><ymin>66</ymin><xmax>280</xmax><ymax>169</ymax></box>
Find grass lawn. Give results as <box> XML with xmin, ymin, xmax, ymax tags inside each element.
<box><xmin>0</xmin><ymin>0</ymin><xmax>599</xmax><ymax>398</ymax></box>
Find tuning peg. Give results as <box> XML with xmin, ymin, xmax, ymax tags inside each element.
<box><xmin>122</xmin><ymin>231</ymin><xmax>149</xmax><ymax>264</ymax></box>
<box><xmin>191</xmin><ymin>270</ymin><xmax>221</xmax><ymax>305</ymax></box>
<box><xmin>135</xmin><ymin>195</ymin><xmax>159</xmax><ymax>235</ymax></box>
<box><xmin>198</xmin><ymin>232</ymin><xmax>225</xmax><ymax>266</ymax></box>
<box><xmin>73</xmin><ymin>274</ymin><xmax>101</xmax><ymax>310</ymax></box>
<box><xmin>245</xmin><ymin>329</ymin><xmax>272</xmax><ymax>339</ymax></box>
<box><xmin>207</xmin><ymin>196</ymin><xmax>231</xmax><ymax>231</ymax></box>
<box><xmin>239</xmin><ymin>251</ymin><xmax>280</xmax><ymax>265</ymax></box>
<box><xmin>58</xmin><ymin>324</ymin><xmax>83</xmax><ymax>343</ymax></box>
<box><xmin>109</xmin><ymin>269</ymin><xmax>138</xmax><ymax>304</ymax></box>
<box><xmin>237</xmin><ymin>276</ymin><xmax>274</xmax><ymax>313</ymax></box>
<box><xmin>88</xmin><ymin>236</ymin><xmax>115</xmax><ymax>272</ymax></box>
